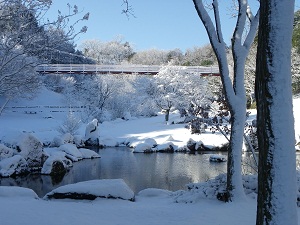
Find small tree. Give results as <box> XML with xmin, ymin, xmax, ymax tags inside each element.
<box><xmin>151</xmin><ymin>65</ymin><xmax>210</xmax><ymax>123</ymax></box>
<box><xmin>193</xmin><ymin>0</ymin><xmax>259</xmax><ymax>201</ymax></box>
<box><xmin>57</xmin><ymin>110</ymin><xmax>81</xmax><ymax>136</ymax></box>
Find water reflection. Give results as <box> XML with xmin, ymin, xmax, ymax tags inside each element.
<box><xmin>0</xmin><ymin>147</ymin><xmax>227</xmax><ymax>197</ymax></box>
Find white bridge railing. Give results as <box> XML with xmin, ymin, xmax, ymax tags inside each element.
<box><xmin>36</xmin><ymin>64</ymin><xmax>220</xmax><ymax>76</ymax></box>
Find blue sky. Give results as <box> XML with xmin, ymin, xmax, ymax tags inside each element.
<box><xmin>46</xmin><ymin>1</ymin><xmax>296</xmax><ymax>52</ymax></box>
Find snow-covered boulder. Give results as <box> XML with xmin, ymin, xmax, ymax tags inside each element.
<box><xmin>17</xmin><ymin>133</ymin><xmax>44</xmax><ymax>170</ymax></box>
<box><xmin>44</xmin><ymin>179</ymin><xmax>135</xmax><ymax>201</ymax></box>
<box><xmin>154</xmin><ymin>142</ymin><xmax>177</xmax><ymax>152</ymax></box>
<box><xmin>41</xmin><ymin>154</ymin><xmax>71</xmax><ymax>175</ymax></box>
<box><xmin>209</xmin><ymin>154</ymin><xmax>227</xmax><ymax>162</ymax></box>
<box><xmin>144</xmin><ymin>138</ymin><xmax>157</xmax><ymax>147</ymax></box>
<box><xmin>0</xmin><ymin>144</ymin><xmax>14</xmax><ymax>159</ymax></box>
<box><xmin>74</xmin><ymin>135</ymin><xmax>85</xmax><ymax>147</ymax></box>
<box><xmin>99</xmin><ymin>136</ymin><xmax>119</xmax><ymax>147</ymax></box>
<box><xmin>186</xmin><ymin>139</ymin><xmax>204</xmax><ymax>151</ymax></box>
<box><xmin>78</xmin><ymin>148</ymin><xmax>100</xmax><ymax>159</ymax></box>
<box><xmin>0</xmin><ymin>155</ymin><xmax>28</xmax><ymax>177</ymax></box>
<box><xmin>58</xmin><ymin>144</ymin><xmax>83</xmax><ymax>162</ymax></box>
<box><xmin>133</xmin><ymin>142</ymin><xmax>153</xmax><ymax>153</ymax></box>
<box><xmin>85</xmin><ymin>119</ymin><xmax>99</xmax><ymax>146</ymax></box>
<box><xmin>52</xmin><ymin>133</ymin><xmax>74</xmax><ymax>147</ymax></box>
<box><xmin>0</xmin><ymin>186</ymin><xmax>38</xmax><ymax>199</ymax></box>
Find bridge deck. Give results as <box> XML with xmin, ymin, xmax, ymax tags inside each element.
<box><xmin>36</xmin><ymin>64</ymin><xmax>220</xmax><ymax>76</ymax></box>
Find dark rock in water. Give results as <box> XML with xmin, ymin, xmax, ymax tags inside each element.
<box><xmin>50</xmin><ymin>161</ymin><xmax>67</xmax><ymax>185</ymax></box>
<box><xmin>51</xmin><ymin>161</ymin><xmax>66</xmax><ymax>174</ymax></box>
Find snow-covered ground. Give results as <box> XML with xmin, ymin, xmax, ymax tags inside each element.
<box><xmin>0</xmin><ymin>88</ymin><xmax>300</xmax><ymax>225</ymax></box>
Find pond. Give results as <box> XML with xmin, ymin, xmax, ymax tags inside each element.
<box><xmin>0</xmin><ymin>147</ymin><xmax>228</xmax><ymax>197</ymax></box>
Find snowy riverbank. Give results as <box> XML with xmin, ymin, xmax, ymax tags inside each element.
<box><xmin>1</xmin><ymin>89</ymin><xmax>300</xmax><ymax>225</ymax></box>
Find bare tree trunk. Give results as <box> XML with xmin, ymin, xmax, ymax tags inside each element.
<box><xmin>255</xmin><ymin>0</ymin><xmax>298</xmax><ymax>224</ymax></box>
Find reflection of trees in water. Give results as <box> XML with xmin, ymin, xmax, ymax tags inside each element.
<box><xmin>0</xmin><ymin>149</ymin><xmax>239</xmax><ymax>197</ymax></box>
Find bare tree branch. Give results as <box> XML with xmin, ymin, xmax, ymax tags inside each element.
<box><xmin>121</xmin><ymin>0</ymin><xmax>136</xmax><ymax>18</ymax></box>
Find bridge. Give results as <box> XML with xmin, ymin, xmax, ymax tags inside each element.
<box><xmin>36</xmin><ymin>64</ymin><xmax>220</xmax><ymax>76</ymax></box>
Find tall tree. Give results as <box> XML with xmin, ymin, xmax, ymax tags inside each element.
<box><xmin>192</xmin><ymin>0</ymin><xmax>259</xmax><ymax>201</ymax></box>
<box><xmin>0</xmin><ymin>0</ymin><xmax>89</xmax><ymax>114</ymax></box>
<box><xmin>255</xmin><ymin>0</ymin><xmax>298</xmax><ymax>224</ymax></box>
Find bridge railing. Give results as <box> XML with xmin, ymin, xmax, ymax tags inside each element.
<box><xmin>36</xmin><ymin>64</ymin><xmax>220</xmax><ymax>75</ymax></box>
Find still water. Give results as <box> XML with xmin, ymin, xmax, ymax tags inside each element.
<box><xmin>0</xmin><ymin>147</ymin><xmax>227</xmax><ymax>197</ymax></box>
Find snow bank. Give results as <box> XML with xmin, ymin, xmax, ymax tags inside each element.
<box><xmin>44</xmin><ymin>179</ymin><xmax>135</xmax><ymax>201</ymax></box>
<box><xmin>0</xmin><ymin>186</ymin><xmax>39</xmax><ymax>199</ymax></box>
<box><xmin>138</xmin><ymin>188</ymin><xmax>173</xmax><ymax>198</ymax></box>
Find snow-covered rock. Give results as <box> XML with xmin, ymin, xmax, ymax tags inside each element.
<box><xmin>99</xmin><ymin>136</ymin><xmax>119</xmax><ymax>147</ymax></box>
<box><xmin>41</xmin><ymin>155</ymin><xmax>71</xmax><ymax>175</ymax></box>
<box><xmin>0</xmin><ymin>186</ymin><xmax>38</xmax><ymax>199</ymax></box>
<box><xmin>0</xmin><ymin>155</ymin><xmax>28</xmax><ymax>177</ymax></box>
<box><xmin>74</xmin><ymin>135</ymin><xmax>85</xmax><ymax>147</ymax></box>
<box><xmin>52</xmin><ymin>133</ymin><xmax>74</xmax><ymax>147</ymax></box>
<box><xmin>0</xmin><ymin>144</ymin><xmax>14</xmax><ymax>159</ymax></box>
<box><xmin>58</xmin><ymin>144</ymin><xmax>83</xmax><ymax>162</ymax></box>
<box><xmin>144</xmin><ymin>138</ymin><xmax>157</xmax><ymax>147</ymax></box>
<box><xmin>17</xmin><ymin>133</ymin><xmax>44</xmax><ymax>170</ymax></box>
<box><xmin>154</xmin><ymin>142</ymin><xmax>177</xmax><ymax>152</ymax></box>
<box><xmin>209</xmin><ymin>154</ymin><xmax>227</xmax><ymax>162</ymax></box>
<box><xmin>133</xmin><ymin>142</ymin><xmax>153</xmax><ymax>153</ymax></box>
<box><xmin>44</xmin><ymin>179</ymin><xmax>135</xmax><ymax>201</ymax></box>
<box><xmin>85</xmin><ymin>119</ymin><xmax>99</xmax><ymax>146</ymax></box>
<box><xmin>78</xmin><ymin>148</ymin><xmax>100</xmax><ymax>159</ymax></box>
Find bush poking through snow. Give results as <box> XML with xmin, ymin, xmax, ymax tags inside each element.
<box><xmin>57</xmin><ymin>110</ymin><xmax>81</xmax><ymax>136</ymax></box>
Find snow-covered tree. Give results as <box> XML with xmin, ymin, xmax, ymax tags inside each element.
<box><xmin>129</xmin><ymin>48</ymin><xmax>170</xmax><ymax>65</ymax></box>
<box><xmin>255</xmin><ymin>0</ymin><xmax>298</xmax><ymax>224</ymax></box>
<box><xmin>151</xmin><ymin>65</ymin><xmax>210</xmax><ymax>123</ymax></box>
<box><xmin>80</xmin><ymin>38</ymin><xmax>134</xmax><ymax>64</ymax></box>
<box><xmin>193</xmin><ymin>0</ymin><xmax>259</xmax><ymax>201</ymax></box>
<box><xmin>0</xmin><ymin>0</ymin><xmax>89</xmax><ymax>114</ymax></box>
<box><xmin>183</xmin><ymin>44</ymin><xmax>217</xmax><ymax>66</ymax></box>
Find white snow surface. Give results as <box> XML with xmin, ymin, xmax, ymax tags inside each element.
<box><xmin>0</xmin><ymin>186</ymin><xmax>39</xmax><ymax>199</ymax></box>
